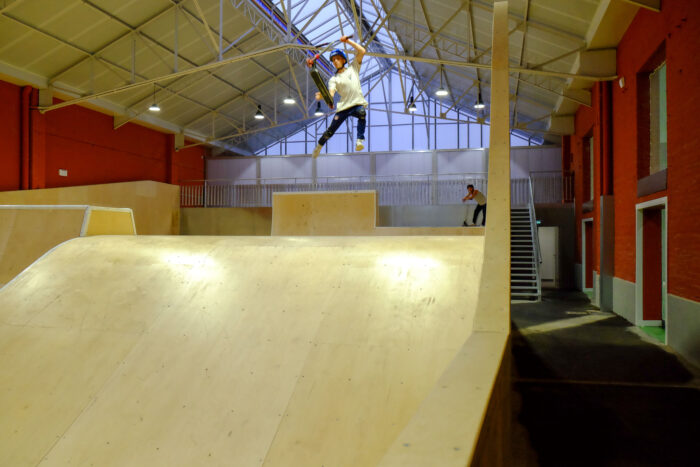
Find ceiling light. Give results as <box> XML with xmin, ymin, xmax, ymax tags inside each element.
<box><xmin>435</xmin><ymin>65</ymin><xmax>448</xmax><ymax>97</ymax></box>
<box><xmin>254</xmin><ymin>105</ymin><xmax>264</xmax><ymax>120</ymax></box>
<box><xmin>408</xmin><ymin>100</ymin><xmax>417</xmax><ymax>113</ymax></box>
<box><xmin>474</xmin><ymin>89</ymin><xmax>485</xmax><ymax>109</ymax></box>
<box><xmin>314</xmin><ymin>101</ymin><xmax>324</xmax><ymax>117</ymax></box>
<box><xmin>148</xmin><ymin>83</ymin><xmax>160</xmax><ymax>112</ymax></box>
<box><xmin>283</xmin><ymin>96</ymin><xmax>296</xmax><ymax>105</ymax></box>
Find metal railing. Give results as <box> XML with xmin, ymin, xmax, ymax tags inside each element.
<box><xmin>527</xmin><ymin>175</ymin><xmax>542</xmax><ymax>301</ymax></box>
<box><xmin>180</xmin><ymin>172</ymin><xmax>567</xmax><ymax>208</ymax></box>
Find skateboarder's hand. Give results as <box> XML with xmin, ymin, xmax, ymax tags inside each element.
<box><xmin>340</xmin><ymin>35</ymin><xmax>349</xmax><ymax>43</ymax></box>
<box><xmin>315</xmin><ymin>92</ymin><xmax>322</xmax><ymax>101</ymax></box>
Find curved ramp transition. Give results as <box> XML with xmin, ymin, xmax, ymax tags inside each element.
<box><xmin>0</xmin><ymin>235</ymin><xmax>484</xmax><ymax>466</ymax></box>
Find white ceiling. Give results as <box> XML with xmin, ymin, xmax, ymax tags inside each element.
<box><xmin>0</xmin><ymin>0</ymin><xmax>649</xmax><ymax>153</ymax></box>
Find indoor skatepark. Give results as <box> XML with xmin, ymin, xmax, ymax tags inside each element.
<box><xmin>1</xmin><ymin>0</ymin><xmax>699</xmax><ymax>466</ymax></box>
<box><xmin>0</xmin><ymin>190</ymin><xmax>509</xmax><ymax>466</ymax></box>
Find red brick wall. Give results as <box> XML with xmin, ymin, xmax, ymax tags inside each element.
<box><xmin>0</xmin><ymin>80</ymin><xmax>206</xmax><ymax>191</ymax></box>
<box><xmin>572</xmin><ymin>98</ymin><xmax>596</xmax><ymax>265</ymax></box>
<box><xmin>613</xmin><ymin>1</ymin><xmax>700</xmax><ymax>301</ymax></box>
<box><xmin>0</xmin><ymin>81</ymin><xmax>22</xmax><ymax>191</ymax></box>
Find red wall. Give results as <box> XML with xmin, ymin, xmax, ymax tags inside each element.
<box><xmin>571</xmin><ymin>1</ymin><xmax>700</xmax><ymax>302</ymax></box>
<box><xmin>0</xmin><ymin>81</ymin><xmax>22</xmax><ymax>191</ymax></box>
<box><xmin>0</xmin><ymin>80</ymin><xmax>206</xmax><ymax>191</ymax></box>
<box><xmin>614</xmin><ymin>1</ymin><xmax>700</xmax><ymax>301</ymax></box>
<box><xmin>572</xmin><ymin>91</ymin><xmax>597</xmax><ymax>265</ymax></box>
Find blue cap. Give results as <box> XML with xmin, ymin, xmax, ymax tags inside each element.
<box><xmin>329</xmin><ymin>49</ymin><xmax>348</xmax><ymax>65</ymax></box>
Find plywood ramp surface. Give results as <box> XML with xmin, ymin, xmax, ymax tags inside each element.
<box><xmin>0</xmin><ymin>181</ymin><xmax>179</xmax><ymax>234</ymax></box>
<box><xmin>0</xmin><ymin>235</ymin><xmax>483</xmax><ymax>466</ymax></box>
<box><xmin>272</xmin><ymin>191</ymin><xmax>377</xmax><ymax>235</ymax></box>
<box><xmin>0</xmin><ymin>206</ymin><xmax>135</xmax><ymax>287</ymax></box>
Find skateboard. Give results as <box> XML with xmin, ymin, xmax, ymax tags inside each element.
<box><xmin>309</xmin><ymin>62</ymin><xmax>334</xmax><ymax>109</ymax></box>
<box><xmin>305</xmin><ymin>34</ymin><xmax>354</xmax><ymax>110</ymax></box>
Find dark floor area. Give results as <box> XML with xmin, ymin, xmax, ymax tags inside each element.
<box><xmin>511</xmin><ymin>290</ymin><xmax>700</xmax><ymax>467</ymax></box>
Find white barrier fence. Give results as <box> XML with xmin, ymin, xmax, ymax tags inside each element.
<box><xmin>181</xmin><ymin>172</ymin><xmax>568</xmax><ymax>208</ymax></box>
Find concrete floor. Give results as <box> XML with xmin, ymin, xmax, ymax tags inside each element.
<box><xmin>511</xmin><ymin>290</ymin><xmax>700</xmax><ymax>467</ymax></box>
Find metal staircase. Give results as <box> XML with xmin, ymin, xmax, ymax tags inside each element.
<box><xmin>510</xmin><ymin>177</ymin><xmax>542</xmax><ymax>302</ymax></box>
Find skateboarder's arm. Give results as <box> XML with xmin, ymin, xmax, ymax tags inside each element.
<box><xmin>341</xmin><ymin>36</ymin><xmax>365</xmax><ymax>64</ymax></box>
<box><xmin>315</xmin><ymin>89</ymin><xmax>336</xmax><ymax>101</ymax></box>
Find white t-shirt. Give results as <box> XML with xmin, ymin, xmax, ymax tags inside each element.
<box><xmin>472</xmin><ymin>190</ymin><xmax>487</xmax><ymax>205</ymax></box>
<box><xmin>328</xmin><ymin>59</ymin><xmax>368</xmax><ymax>112</ymax></box>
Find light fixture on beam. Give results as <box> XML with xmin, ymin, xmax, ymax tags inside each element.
<box><xmin>408</xmin><ymin>99</ymin><xmax>417</xmax><ymax>112</ymax></box>
<box><xmin>435</xmin><ymin>66</ymin><xmax>448</xmax><ymax>97</ymax></box>
<box><xmin>284</xmin><ymin>67</ymin><xmax>296</xmax><ymax>105</ymax></box>
<box><xmin>148</xmin><ymin>84</ymin><xmax>161</xmax><ymax>112</ymax></box>
<box><xmin>254</xmin><ymin>105</ymin><xmax>264</xmax><ymax>120</ymax></box>
<box><xmin>314</xmin><ymin>101</ymin><xmax>324</xmax><ymax>117</ymax></box>
<box><xmin>474</xmin><ymin>86</ymin><xmax>486</xmax><ymax>109</ymax></box>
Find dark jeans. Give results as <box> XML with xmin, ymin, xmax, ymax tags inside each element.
<box><xmin>473</xmin><ymin>204</ymin><xmax>486</xmax><ymax>226</ymax></box>
<box><xmin>318</xmin><ymin>105</ymin><xmax>366</xmax><ymax>146</ymax></box>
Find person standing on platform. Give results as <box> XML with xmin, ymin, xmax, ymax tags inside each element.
<box><xmin>462</xmin><ymin>184</ymin><xmax>487</xmax><ymax>226</ymax></box>
<box><xmin>311</xmin><ymin>36</ymin><xmax>367</xmax><ymax>158</ymax></box>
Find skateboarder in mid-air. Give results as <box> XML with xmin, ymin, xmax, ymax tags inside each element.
<box><xmin>311</xmin><ymin>36</ymin><xmax>367</xmax><ymax>158</ymax></box>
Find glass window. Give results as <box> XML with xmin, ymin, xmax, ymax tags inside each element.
<box><xmin>649</xmin><ymin>63</ymin><xmax>668</xmax><ymax>173</ymax></box>
<box><xmin>371</xmin><ymin>126</ymin><xmax>389</xmax><ymax>152</ymax></box>
<box><xmin>436</xmin><ymin>123</ymin><xmax>457</xmax><ymax>149</ymax></box>
<box><xmin>589</xmin><ymin>136</ymin><xmax>594</xmax><ymax>201</ymax></box>
<box><xmin>468</xmin><ymin>123</ymin><xmax>482</xmax><ymax>148</ymax></box>
<box><xmin>413</xmin><ymin>121</ymin><xmax>428</xmax><ymax>150</ymax></box>
<box><xmin>286</xmin><ymin>142</ymin><xmax>306</xmax><ymax>155</ymax></box>
<box><xmin>392</xmin><ymin>125</ymin><xmax>412</xmax><ymax>151</ymax></box>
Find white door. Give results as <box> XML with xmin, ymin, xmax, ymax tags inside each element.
<box><xmin>538</xmin><ymin>226</ymin><xmax>559</xmax><ymax>288</ymax></box>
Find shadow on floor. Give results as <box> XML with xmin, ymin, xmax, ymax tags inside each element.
<box><xmin>510</xmin><ymin>289</ymin><xmax>700</xmax><ymax>466</ymax></box>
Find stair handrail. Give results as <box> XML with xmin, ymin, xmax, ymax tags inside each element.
<box><xmin>528</xmin><ymin>175</ymin><xmax>542</xmax><ymax>300</ymax></box>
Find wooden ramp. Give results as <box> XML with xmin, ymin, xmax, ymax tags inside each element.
<box><xmin>0</xmin><ymin>205</ymin><xmax>136</xmax><ymax>287</ymax></box>
<box><xmin>0</xmin><ymin>235</ymin><xmax>484</xmax><ymax>466</ymax></box>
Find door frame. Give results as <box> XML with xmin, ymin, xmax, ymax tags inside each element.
<box><xmin>581</xmin><ymin>217</ymin><xmax>594</xmax><ymax>292</ymax></box>
<box><xmin>635</xmin><ymin>197</ymin><xmax>668</xmax><ymax>336</ymax></box>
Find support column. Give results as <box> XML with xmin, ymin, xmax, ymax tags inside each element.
<box><xmin>166</xmin><ymin>134</ymin><xmax>176</xmax><ymax>184</ymax></box>
<box><xmin>431</xmin><ymin>150</ymin><xmax>438</xmax><ymax>205</ymax></box>
<box><xmin>474</xmin><ymin>1</ymin><xmax>510</xmax><ymax>331</ymax></box>
<box><xmin>20</xmin><ymin>86</ymin><xmax>31</xmax><ymax>190</ymax></box>
<box><xmin>20</xmin><ymin>87</ymin><xmax>46</xmax><ymax>190</ymax></box>
<box><xmin>30</xmin><ymin>90</ymin><xmax>46</xmax><ymax>189</ymax></box>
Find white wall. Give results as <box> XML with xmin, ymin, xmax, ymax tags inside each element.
<box><xmin>205</xmin><ymin>146</ymin><xmax>561</xmax><ymax>182</ymax></box>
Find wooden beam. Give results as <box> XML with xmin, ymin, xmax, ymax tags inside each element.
<box><xmin>475</xmin><ymin>0</ymin><xmax>510</xmax><ymax>332</ymax></box>
<box><xmin>619</xmin><ymin>0</ymin><xmax>660</xmax><ymax>12</ymax></box>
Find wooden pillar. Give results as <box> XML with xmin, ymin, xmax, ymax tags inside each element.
<box><xmin>474</xmin><ymin>0</ymin><xmax>510</xmax><ymax>332</ymax></box>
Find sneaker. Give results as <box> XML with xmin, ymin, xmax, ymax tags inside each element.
<box><xmin>355</xmin><ymin>139</ymin><xmax>365</xmax><ymax>151</ymax></box>
<box><xmin>463</xmin><ymin>221</ymin><xmax>468</xmax><ymax>227</ymax></box>
<box><xmin>311</xmin><ymin>144</ymin><xmax>322</xmax><ymax>158</ymax></box>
